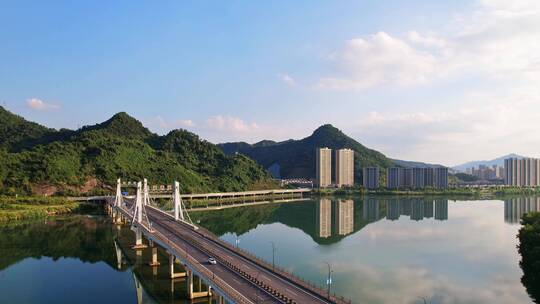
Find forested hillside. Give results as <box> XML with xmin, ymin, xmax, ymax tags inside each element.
<box><xmin>0</xmin><ymin>107</ymin><xmax>274</xmax><ymax>195</ymax></box>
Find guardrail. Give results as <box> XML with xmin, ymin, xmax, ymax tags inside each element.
<box><xmin>116</xmin><ymin>202</ymin><xmax>351</xmax><ymax>304</ymax></box>
<box><xmin>117</xmin><ymin>205</ymin><xmax>254</xmax><ymax>304</ymax></box>
<box><xmin>192</xmin><ymin>224</ymin><xmax>352</xmax><ymax>304</ymax></box>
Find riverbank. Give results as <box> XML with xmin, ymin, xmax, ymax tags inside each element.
<box><xmin>0</xmin><ymin>196</ymin><xmax>96</xmax><ymax>222</ymax></box>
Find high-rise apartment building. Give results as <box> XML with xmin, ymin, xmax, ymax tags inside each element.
<box><xmin>504</xmin><ymin>158</ymin><xmax>540</xmax><ymax>186</ymax></box>
<box><xmin>402</xmin><ymin>168</ymin><xmax>413</xmax><ymax>188</ymax></box>
<box><xmin>316</xmin><ymin>148</ymin><xmax>332</xmax><ymax>188</ymax></box>
<box><xmin>412</xmin><ymin>168</ymin><xmax>425</xmax><ymax>189</ymax></box>
<box><xmin>363</xmin><ymin>167</ymin><xmax>379</xmax><ymax>189</ymax></box>
<box><xmin>424</xmin><ymin>168</ymin><xmax>434</xmax><ymax>187</ymax></box>
<box><xmin>434</xmin><ymin>167</ymin><xmax>449</xmax><ymax>189</ymax></box>
<box><xmin>387</xmin><ymin>167</ymin><xmax>402</xmax><ymax>189</ymax></box>
<box><xmin>335</xmin><ymin>149</ymin><xmax>354</xmax><ymax>187</ymax></box>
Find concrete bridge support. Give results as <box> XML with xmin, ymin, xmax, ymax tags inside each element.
<box><xmin>149</xmin><ymin>246</ymin><xmax>160</xmax><ymax>267</ymax></box>
<box><xmin>169</xmin><ymin>254</ymin><xmax>187</xmax><ymax>279</ymax></box>
<box><xmin>187</xmin><ymin>269</ymin><xmax>212</xmax><ymax>299</ymax></box>
<box><xmin>132</xmin><ymin>227</ymin><xmax>147</xmax><ymax>250</ymax></box>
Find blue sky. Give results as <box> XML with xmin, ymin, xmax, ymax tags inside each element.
<box><xmin>1</xmin><ymin>1</ymin><xmax>539</xmax><ymax>166</ymax></box>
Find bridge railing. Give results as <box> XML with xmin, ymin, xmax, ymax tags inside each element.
<box><xmin>191</xmin><ymin>224</ymin><xmax>352</xmax><ymax>304</ymax></box>
<box><xmin>151</xmin><ymin>228</ymin><xmax>254</xmax><ymax>304</ymax></box>
<box><xmin>118</xmin><ymin>204</ymin><xmax>254</xmax><ymax>304</ymax></box>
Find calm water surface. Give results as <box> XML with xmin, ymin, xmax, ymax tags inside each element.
<box><xmin>0</xmin><ymin>196</ymin><xmax>537</xmax><ymax>304</ymax></box>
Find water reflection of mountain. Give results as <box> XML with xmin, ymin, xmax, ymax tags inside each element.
<box><xmin>0</xmin><ymin>215</ymin><xmax>118</xmax><ymax>271</ymax></box>
<box><xmin>504</xmin><ymin>197</ymin><xmax>540</xmax><ymax>224</ymax></box>
<box><xmin>193</xmin><ymin>197</ymin><xmax>449</xmax><ymax>245</ymax></box>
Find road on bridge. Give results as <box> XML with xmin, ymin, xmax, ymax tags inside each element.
<box><xmin>118</xmin><ymin>201</ymin><xmax>343</xmax><ymax>304</ymax></box>
<box><xmin>144</xmin><ymin>206</ymin><xmax>338</xmax><ymax>304</ymax></box>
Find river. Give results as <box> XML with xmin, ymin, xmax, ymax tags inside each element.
<box><xmin>0</xmin><ymin>196</ymin><xmax>537</xmax><ymax>303</ymax></box>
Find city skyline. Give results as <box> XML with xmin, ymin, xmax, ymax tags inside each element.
<box><xmin>2</xmin><ymin>1</ymin><xmax>540</xmax><ymax>166</ymax></box>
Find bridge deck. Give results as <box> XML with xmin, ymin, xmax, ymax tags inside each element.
<box><xmin>113</xmin><ymin>200</ymin><xmax>348</xmax><ymax>304</ymax></box>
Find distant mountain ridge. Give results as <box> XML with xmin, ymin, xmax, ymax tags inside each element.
<box><xmin>0</xmin><ymin>106</ymin><xmax>273</xmax><ymax>195</ymax></box>
<box><xmin>391</xmin><ymin>159</ymin><xmax>445</xmax><ymax>169</ymax></box>
<box><xmin>452</xmin><ymin>153</ymin><xmax>526</xmax><ymax>172</ymax></box>
<box><xmin>219</xmin><ymin>124</ymin><xmax>393</xmax><ymax>180</ymax></box>
<box><xmin>219</xmin><ymin>124</ymin><xmax>443</xmax><ymax>180</ymax></box>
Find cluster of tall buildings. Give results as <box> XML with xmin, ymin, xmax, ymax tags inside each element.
<box><xmin>362</xmin><ymin>167</ymin><xmax>379</xmax><ymax>189</ymax></box>
<box><xmin>385</xmin><ymin>167</ymin><xmax>449</xmax><ymax>190</ymax></box>
<box><xmin>504</xmin><ymin>158</ymin><xmax>540</xmax><ymax>186</ymax></box>
<box><xmin>316</xmin><ymin>148</ymin><xmax>354</xmax><ymax>188</ymax></box>
<box><xmin>466</xmin><ymin>165</ymin><xmax>504</xmax><ymax>180</ymax></box>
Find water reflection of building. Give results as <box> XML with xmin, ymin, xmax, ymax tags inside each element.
<box><xmin>317</xmin><ymin>199</ymin><xmax>355</xmax><ymax>238</ymax></box>
<box><xmin>317</xmin><ymin>198</ymin><xmax>332</xmax><ymax>238</ymax></box>
<box><xmin>386</xmin><ymin>199</ymin><xmax>400</xmax><ymax>220</ymax></box>
<box><xmin>411</xmin><ymin>200</ymin><xmax>424</xmax><ymax>221</ymax></box>
<box><xmin>363</xmin><ymin>198</ymin><xmax>380</xmax><ymax>221</ymax></box>
<box><xmin>335</xmin><ymin>199</ymin><xmax>354</xmax><ymax>235</ymax></box>
<box><xmin>504</xmin><ymin>197</ymin><xmax>540</xmax><ymax>224</ymax></box>
<box><xmin>434</xmin><ymin>200</ymin><xmax>448</xmax><ymax>220</ymax></box>
<box><xmin>382</xmin><ymin>199</ymin><xmax>447</xmax><ymax>221</ymax></box>
<box><xmin>424</xmin><ymin>201</ymin><xmax>434</xmax><ymax>218</ymax></box>
<box><xmin>401</xmin><ymin>199</ymin><xmax>412</xmax><ymax>217</ymax></box>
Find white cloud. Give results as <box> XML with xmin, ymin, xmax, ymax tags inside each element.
<box><xmin>316</xmin><ymin>32</ymin><xmax>438</xmax><ymax>90</ymax></box>
<box><xmin>316</xmin><ymin>0</ymin><xmax>540</xmax><ymax>90</ymax></box>
<box><xmin>148</xmin><ymin>116</ymin><xmax>196</xmax><ymax>133</ymax></box>
<box><xmin>206</xmin><ymin>115</ymin><xmax>259</xmax><ymax>133</ymax></box>
<box><xmin>178</xmin><ymin>119</ymin><xmax>195</xmax><ymax>127</ymax></box>
<box><xmin>26</xmin><ymin>98</ymin><xmax>60</xmax><ymax>111</ymax></box>
<box><xmin>407</xmin><ymin>31</ymin><xmax>448</xmax><ymax>48</ymax></box>
<box><xmin>279</xmin><ymin>74</ymin><xmax>297</xmax><ymax>87</ymax></box>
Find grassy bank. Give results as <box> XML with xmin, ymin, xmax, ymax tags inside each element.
<box><xmin>0</xmin><ymin>196</ymin><xmax>92</xmax><ymax>222</ymax></box>
<box><xmin>518</xmin><ymin>212</ymin><xmax>540</xmax><ymax>302</ymax></box>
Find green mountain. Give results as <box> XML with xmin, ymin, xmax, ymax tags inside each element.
<box><xmin>219</xmin><ymin>124</ymin><xmax>393</xmax><ymax>180</ymax></box>
<box><xmin>0</xmin><ymin>106</ymin><xmax>274</xmax><ymax>195</ymax></box>
<box><xmin>0</xmin><ymin>106</ymin><xmax>68</xmax><ymax>152</ymax></box>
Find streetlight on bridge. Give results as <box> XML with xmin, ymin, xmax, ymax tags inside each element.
<box><xmin>269</xmin><ymin>241</ymin><xmax>277</xmax><ymax>271</ymax></box>
<box><xmin>324</xmin><ymin>261</ymin><xmax>333</xmax><ymax>300</ymax></box>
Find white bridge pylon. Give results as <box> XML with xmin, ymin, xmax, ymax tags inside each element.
<box><xmin>114</xmin><ymin>178</ymin><xmax>124</xmax><ymax>208</ymax></box>
<box><xmin>114</xmin><ymin>178</ymin><xmax>193</xmax><ymax>229</ymax></box>
<box><xmin>173</xmin><ymin>181</ymin><xmax>184</xmax><ymax>221</ymax></box>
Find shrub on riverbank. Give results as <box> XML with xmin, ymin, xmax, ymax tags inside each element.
<box><xmin>0</xmin><ymin>196</ymin><xmax>84</xmax><ymax>222</ymax></box>
<box><xmin>518</xmin><ymin>212</ymin><xmax>540</xmax><ymax>303</ymax></box>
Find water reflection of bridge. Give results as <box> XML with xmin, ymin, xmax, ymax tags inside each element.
<box><xmin>316</xmin><ymin>198</ymin><xmax>449</xmax><ymax>238</ymax></box>
<box><xmin>504</xmin><ymin>197</ymin><xmax>540</xmax><ymax>224</ymax></box>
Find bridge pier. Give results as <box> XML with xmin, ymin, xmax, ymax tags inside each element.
<box><xmin>149</xmin><ymin>246</ymin><xmax>160</xmax><ymax>267</ymax></box>
<box><xmin>187</xmin><ymin>269</ymin><xmax>212</xmax><ymax>299</ymax></box>
<box><xmin>169</xmin><ymin>254</ymin><xmax>187</xmax><ymax>279</ymax></box>
<box><xmin>131</xmin><ymin>227</ymin><xmax>148</xmax><ymax>250</ymax></box>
